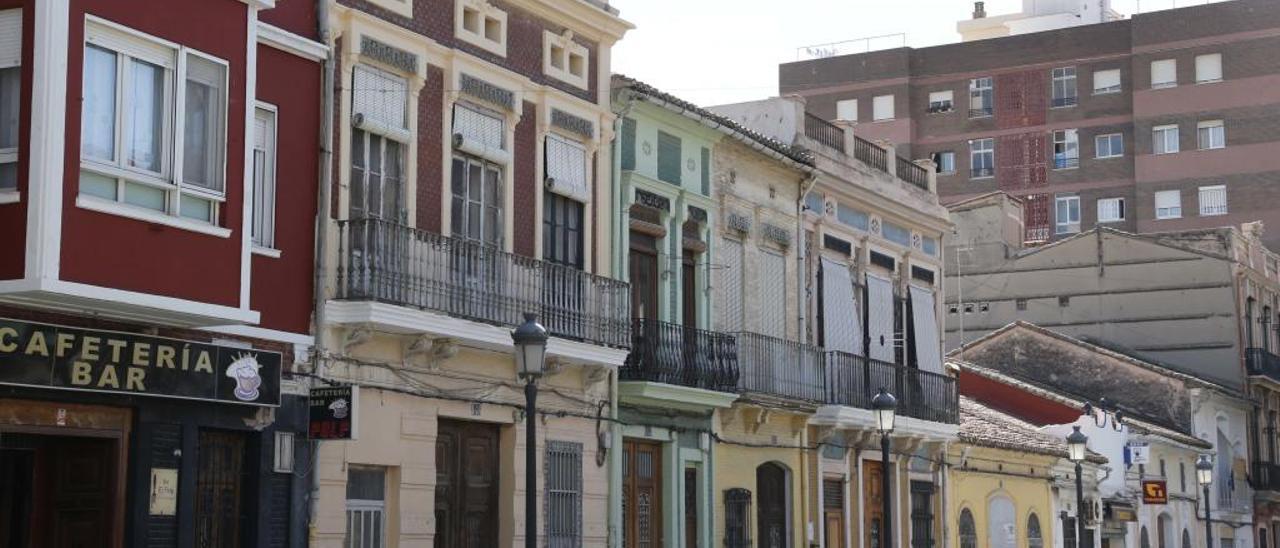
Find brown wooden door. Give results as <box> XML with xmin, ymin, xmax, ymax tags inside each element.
<box><xmin>622</xmin><ymin>439</ymin><xmax>662</xmax><ymax>548</ymax></box>
<box><xmin>684</xmin><ymin>468</ymin><xmax>697</xmax><ymax>548</ymax></box>
<box><xmin>435</xmin><ymin>420</ymin><xmax>500</xmax><ymax>548</ymax></box>
<box><xmin>864</xmin><ymin>460</ymin><xmax>884</xmax><ymax>548</ymax></box>
<box><xmin>825</xmin><ymin>512</ymin><xmax>846</xmax><ymax>548</ymax></box>
<box><xmin>195</xmin><ymin>430</ymin><xmax>247</xmax><ymax>548</ymax></box>
<box><xmin>3</xmin><ymin>435</ymin><xmax>117</xmax><ymax>548</ymax></box>
<box><xmin>824</xmin><ymin>479</ymin><xmax>845</xmax><ymax>548</ymax></box>
<box><xmin>757</xmin><ymin>463</ymin><xmax>788</xmax><ymax>548</ymax></box>
<box><xmin>630</xmin><ymin>234</ymin><xmax>660</xmax><ymax>320</ymax></box>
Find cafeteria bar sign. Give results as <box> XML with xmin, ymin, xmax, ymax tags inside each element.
<box><xmin>0</xmin><ymin>318</ymin><xmax>281</xmax><ymax>406</ymax></box>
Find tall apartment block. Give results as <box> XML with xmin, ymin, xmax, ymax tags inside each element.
<box><xmin>779</xmin><ymin>0</ymin><xmax>1280</xmax><ymax>248</ymax></box>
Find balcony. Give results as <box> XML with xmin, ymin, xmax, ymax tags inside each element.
<box><xmin>735</xmin><ymin>332</ymin><xmax>826</xmax><ymax>402</ymax></box>
<box><xmin>335</xmin><ymin>218</ymin><xmax>631</xmax><ymax>348</ymax></box>
<box><xmin>852</xmin><ymin>136</ymin><xmax>887</xmax><ymax>172</ymax></box>
<box><xmin>1253</xmin><ymin>461</ymin><xmax>1280</xmax><ymax>492</ymax></box>
<box><xmin>620</xmin><ymin>318</ymin><xmax>739</xmax><ymax>392</ymax></box>
<box><xmin>826</xmin><ymin>351</ymin><xmax>959</xmax><ymax>424</ymax></box>
<box><xmin>1246</xmin><ymin>347</ymin><xmax>1280</xmax><ymax>383</ymax></box>
<box><xmin>804</xmin><ymin>113</ymin><xmax>845</xmax><ymax>154</ymax></box>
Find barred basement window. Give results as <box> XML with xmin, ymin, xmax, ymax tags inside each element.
<box><xmin>724</xmin><ymin>488</ymin><xmax>752</xmax><ymax>548</ymax></box>
<box><xmin>546</xmin><ymin>441</ymin><xmax>583</xmax><ymax>548</ymax></box>
<box><xmin>345</xmin><ymin>466</ymin><xmax>387</xmax><ymax>548</ymax></box>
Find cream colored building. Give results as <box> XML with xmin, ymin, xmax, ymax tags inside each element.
<box><xmin>310</xmin><ymin>1</ymin><xmax>631</xmax><ymax>546</ymax></box>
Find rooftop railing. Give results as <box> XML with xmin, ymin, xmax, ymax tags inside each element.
<box><xmin>804</xmin><ymin>113</ymin><xmax>846</xmax><ymax>154</ymax></box>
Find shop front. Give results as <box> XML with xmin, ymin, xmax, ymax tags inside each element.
<box><xmin>0</xmin><ymin>315</ymin><xmax>308</xmax><ymax>547</ymax></box>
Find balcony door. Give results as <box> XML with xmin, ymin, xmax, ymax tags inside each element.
<box><xmin>622</xmin><ymin>439</ymin><xmax>663</xmax><ymax>548</ymax></box>
<box><xmin>630</xmin><ymin>232</ymin><xmax>660</xmax><ymax>321</ymax></box>
<box><xmin>450</xmin><ymin>155</ymin><xmax>505</xmax><ymax>322</ymax></box>
<box><xmin>543</xmin><ymin>192</ymin><xmax>585</xmax><ymax>338</ymax></box>
<box><xmin>348</xmin><ymin>128</ymin><xmax>407</xmax><ymax>301</ymax></box>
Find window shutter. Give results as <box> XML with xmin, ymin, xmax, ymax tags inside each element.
<box><xmin>759</xmin><ymin>250</ymin><xmax>787</xmax><ymax>339</ymax></box>
<box><xmin>873</xmin><ymin>95</ymin><xmax>894</xmax><ymax>120</ymax></box>
<box><xmin>1155</xmin><ymin>190</ymin><xmax>1181</xmax><ymax>217</ymax></box>
<box><xmin>928</xmin><ymin>90</ymin><xmax>953</xmax><ymax>108</ymax></box>
<box><xmin>1094</xmin><ymin>69</ymin><xmax>1120</xmax><ymax>92</ymax></box>
<box><xmin>909</xmin><ymin>285</ymin><xmax>943</xmax><ymax>374</ymax></box>
<box><xmin>0</xmin><ymin>10</ymin><xmax>20</xmax><ymax>68</ymax></box>
<box><xmin>1151</xmin><ymin>59</ymin><xmax>1177</xmax><ymax>87</ymax></box>
<box><xmin>700</xmin><ymin>147</ymin><xmax>710</xmax><ymax>195</ymax></box>
<box><xmin>656</xmin><ymin>131</ymin><xmax>681</xmax><ymax>184</ymax></box>
<box><xmin>1196</xmin><ymin>54</ymin><xmax>1222</xmax><ymax>83</ymax></box>
<box><xmin>352</xmin><ymin>64</ymin><xmax>408</xmax><ymax>133</ymax></box>
<box><xmin>866</xmin><ymin>273</ymin><xmax>895</xmax><ymax>362</ymax></box>
<box><xmin>718</xmin><ymin>239</ymin><xmax>744</xmax><ymax>332</ymax></box>
<box><xmin>836</xmin><ymin>99</ymin><xmax>858</xmax><ymax>122</ymax></box>
<box><xmin>545</xmin><ymin>134</ymin><xmax>588</xmax><ymax>201</ymax></box>
<box><xmin>820</xmin><ymin>257</ymin><xmax>861</xmax><ymax>355</ymax></box>
<box><xmin>452</xmin><ymin>103</ymin><xmax>505</xmax><ymax>151</ymax></box>
<box><xmin>620</xmin><ymin>117</ymin><xmax>636</xmax><ymax>170</ymax></box>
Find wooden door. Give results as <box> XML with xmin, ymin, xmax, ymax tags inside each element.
<box><xmin>681</xmin><ymin>250</ymin><xmax>697</xmax><ymax>327</ymax></box>
<box><xmin>823</xmin><ymin>479</ymin><xmax>845</xmax><ymax>548</ymax></box>
<box><xmin>434</xmin><ymin>420</ymin><xmax>500</xmax><ymax>548</ymax></box>
<box><xmin>622</xmin><ymin>439</ymin><xmax>663</xmax><ymax>548</ymax></box>
<box><xmin>195</xmin><ymin>430</ymin><xmax>247</xmax><ymax>548</ymax></box>
<box><xmin>684</xmin><ymin>468</ymin><xmax>697</xmax><ymax>548</ymax></box>
<box><xmin>864</xmin><ymin>460</ymin><xmax>884</xmax><ymax>548</ymax></box>
<box><xmin>756</xmin><ymin>463</ymin><xmax>788</xmax><ymax>548</ymax></box>
<box><xmin>630</xmin><ymin>234</ymin><xmax>660</xmax><ymax>321</ymax></box>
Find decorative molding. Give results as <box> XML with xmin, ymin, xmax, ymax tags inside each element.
<box><xmin>460</xmin><ymin>73</ymin><xmax>515</xmax><ymax>110</ymax></box>
<box><xmin>727</xmin><ymin>211</ymin><xmax>752</xmax><ymax>233</ymax></box>
<box><xmin>762</xmin><ymin>223</ymin><xmax>791</xmax><ymax>247</ymax></box>
<box><xmin>634</xmin><ymin>189</ymin><xmax>670</xmax><ymax>212</ymax></box>
<box><xmin>360</xmin><ymin>35</ymin><xmax>416</xmax><ymax>74</ymax></box>
<box><xmin>687</xmin><ymin>206</ymin><xmax>707</xmax><ymax>223</ymax></box>
<box><xmin>550</xmin><ymin>108</ymin><xmax>594</xmax><ymax>139</ymax></box>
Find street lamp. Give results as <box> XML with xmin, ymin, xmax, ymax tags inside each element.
<box><xmin>872</xmin><ymin>388</ymin><xmax>897</xmax><ymax>548</ymax></box>
<box><xmin>1067</xmin><ymin>426</ymin><xmax>1089</xmax><ymax>548</ymax></box>
<box><xmin>1197</xmin><ymin>454</ymin><xmax>1214</xmax><ymax>548</ymax></box>
<box><xmin>513</xmin><ymin>313</ymin><xmax>548</xmax><ymax>548</ymax></box>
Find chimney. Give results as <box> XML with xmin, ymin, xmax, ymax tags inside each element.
<box><xmin>973</xmin><ymin>1</ymin><xmax>986</xmax><ymax>19</ymax></box>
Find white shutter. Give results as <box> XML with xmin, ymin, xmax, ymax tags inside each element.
<box><xmin>1151</xmin><ymin>59</ymin><xmax>1177</xmax><ymax>88</ymax></box>
<box><xmin>836</xmin><ymin>99</ymin><xmax>858</xmax><ymax>122</ymax></box>
<box><xmin>867</xmin><ymin>274</ymin><xmax>895</xmax><ymax>362</ymax></box>
<box><xmin>0</xmin><ymin>10</ymin><xmax>20</xmax><ymax>68</ymax></box>
<box><xmin>352</xmin><ymin>64</ymin><xmax>408</xmax><ymax>133</ymax></box>
<box><xmin>1093</xmin><ymin>69</ymin><xmax>1120</xmax><ymax>92</ymax></box>
<box><xmin>1155</xmin><ymin>190</ymin><xmax>1182</xmax><ymax>219</ymax></box>
<box><xmin>909</xmin><ymin>285</ymin><xmax>942</xmax><ymax>374</ymax></box>
<box><xmin>760</xmin><ymin>251</ymin><xmax>787</xmax><ymax>339</ymax></box>
<box><xmin>1196</xmin><ymin>54</ymin><xmax>1222</xmax><ymax>83</ymax></box>
<box><xmin>821</xmin><ymin>257</ymin><xmax>861</xmax><ymax>355</ymax></box>
<box><xmin>873</xmin><ymin>95</ymin><xmax>894</xmax><ymax>121</ymax></box>
<box><xmin>928</xmin><ymin>90</ymin><xmax>953</xmax><ymax>106</ymax></box>
<box><xmin>453</xmin><ymin>103</ymin><xmax>505</xmax><ymax>150</ymax></box>
<box><xmin>718</xmin><ymin>239</ymin><xmax>744</xmax><ymax>332</ymax></box>
<box><xmin>545</xmin><ymin>133</ymin><xmax>589</xmax><ymax>201</ymax></box>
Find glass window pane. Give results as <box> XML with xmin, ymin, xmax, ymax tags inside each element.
<box><xmin>80</xmin><ymin>170</ymin><xmax>117</xmax><ymax>200</ymax></box>
<box><xmin>123</xmin><ymin>181</ymin><xmax>166</xmax><ymax>212</ymax></box>
<box><xmin>180</xmin><ymin>193</ymin><xmax>212</xmax><ymax>222</ymax></box>
<box><xmin>0</xmin><ymin>67</ymin><xmax>18</xmax><ymax>150</ymax></box>
<box><xmin>0</xmin><ymin>162</ymin><xmax>14</xmax><ymax>190</ymax></box>
<box><xmin>127</xmin><ymin>59</ymin><xmax>165</xmax><ymax>173</ymax></box>
<box><xmin>182</xmin><ymin>55</ymin><xmax>226</xmax><ymax>192</ymax></box>
<box><xmin>82</xmin><ymin>45</ymin><xmax>118</xmax><ymax>162</ymax></box>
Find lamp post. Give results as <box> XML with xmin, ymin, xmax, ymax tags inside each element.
<box><xmin>513</xmin><ymin>313</ymin><xmax>548</xmax><ymax>548</ymax></box>
<box><xmin>1067</xmin><ymin>426</ymin><xmax>1089</xmax><ymax>548</ymax></box>
<box><xmin>872</xmin><ymin>388</ymin><xmax>897</xmax><ymax>548</ymax></box>
<box><xmin>1197</xmin><ymin>454</ymin><xmax>1214</xmax><ymax>548</ymax></box>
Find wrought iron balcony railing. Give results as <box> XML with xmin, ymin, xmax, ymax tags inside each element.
<box><xmin>734</xmin><ymin>332</ymin><xmax>826</xmax><ymax>402</ymax></box>
<box><xmin>336</xmin><ymin>218</ymin><xmax>631</xmax><ymax>348</ymax></box>
<box><xmin>825</xmin><ymin>351</ymin><xmax>959</xmax><ymax>424</ymax></box>
<box><xmin>1247</xmin><ymin>347</ymin><xmax>1280</xmax><ymax>383</ymax></box>
<box><xmin>1252</xmin><ymin>461</ymin><xmax>1280</xmax><ymax>492</ymax></box>
<box><xmin>804</xmin><ymin>113</ymin><xmax>846</xmax><ymax>153</ymax></box>
<box><xmin>621</xmin><ymin>318</ymin><xmax>739</xmax><ymax>392</ymax></box>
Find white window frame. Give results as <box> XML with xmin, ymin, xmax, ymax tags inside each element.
<box><xmin>1095</xmin><ymin>133</ymin><xmax>1124</xmax><ymax>159</ymax></box>
<box><xmin>872</xmin><ymin>94</ymin><xmax>894</xmax><ymax>121</ymax></box>
<box><xmin>345</xmin><ymin>467</ymin><xmax>388</xmax><ymax>548</ymax></box>
<box><xmin>934</xmin><ymin>151</ymin><xmax>956</xmax><ymax>175</ymax></box>
<box><xmin>836</xmin><ymin>99</ymin><xmax>858</xmax><ymax>122</ymax></box>
<box><xmin>78</xmin><ymin>17</ymin><xmax>230</xmax><ymax>229</ymax></box>
<box><xmin>1199</xmin><ymin>185</ymin><xmax>1228</xmax><ymax>216</ymax></box>
<box><xmin>969</xmin><ymin>76</ymin><xmax>993</xmax><ymax>117</ymax></box>
<box><xmin>970</xmin><ymin>138</ymin><xmax>994</xmax><ymax>179</ymax></box>
<box><xmin>1197</xmin><ymin>120</ymin><xmax>1225</xmax><ymax>150</ymax></box>
<box><xmin>927</xmin><ymin>90</ymin><xmax>953</xmax><ymax>113</ymax></box>
<box><xmin>1153</xmin><ymin>124</ymin><xmax>1179</xmax><ymax>155</ymax></box>
<box><xmin>0</xmin><ymin>8</ymin><xmax>20</xmax><ymax>195</ymax></box>
<box><xmin>1052</xmin><ymin>129</ymin><xmax>1079</xmax><ymax>169</ymax></box>
<box><xmin>1196</xmin><ymin>53</ymin><xmax>1223</xmax><ymax>84</ymax></box>
<box><xmin>1051</xmin><ymin>66</ymin><xmax>1078</xmax><ymax>108</ymax></box>
<box><xmin>455</xmin><ymin>0</ymin><xmax>507</xmax><ymax>57</ymax></box>
<box><xmin>1093</xmin><ymin>68</ymin><xmax>1121</xmax><ymax>94</ymax></box>
<box><xmin>1097</xmin><ymin>197</ymin><xmax>1125</xmax><ymax>223</ymax></box>
<box><xmin>1155</xmin><ymin>190</ymin><xmax>1182</xmax><ymax>220</ymax></box>
<box><xmin>1151</xmin><ymin>59</ymin><xmax>1177</xmax><ymax>89</ymax></box>
<box><xmin>251</xmin><ymin>103</ymin><xmax>278</xmax><ymax>253</ymax></box>
<box><xmin>543</xmin><ymin>30</ymin><xmax>588</xmax><ymax>90</ymax></box>
<box><xmin>1055</xmin><ymin>195</ymin><xmax>1081</xmax><ymax>234</ymax></box>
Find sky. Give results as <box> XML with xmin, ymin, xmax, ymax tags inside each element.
<box><xmin>610</xmin><ymin>0</ymin><xmax>1202</xmax><ymax>108</ymax></box>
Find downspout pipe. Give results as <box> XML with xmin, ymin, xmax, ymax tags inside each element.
<box><xmin>308</xmin><ymin>0</ymin><xmax>335</xmax><ymax>542</ymax></box>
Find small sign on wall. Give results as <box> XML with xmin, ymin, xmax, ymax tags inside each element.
<box><xmin>1142</xmin><ymin>480</ymin><xmax>1168</xmax><ymax>504</ymax></box>
<box><xmin>309</xmin><ymin>385</ymin><xmax>358</xmax><ymax>440</ymax></box>
<box><xmin>149</xmin><ymin>468</ymin><xmax>178</xmax><ymax>516</ymax></box>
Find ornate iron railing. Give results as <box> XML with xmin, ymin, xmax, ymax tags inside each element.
<box><xmin>804</xmin><ymin>113</ymin><xmax>846</xmax><ymax>153</ymax></box>
<box><xmin>336</xmin><ymin>218</ymin><xmax>631</xmax><ymax>348</ymax></box>
<box><xmin>825</xmin><ymin>351</ymin><xmax>959</xmax><ymax>423</ymax></box>
<box><xmin>734</xmin><ymin>332</ymin><xmax>826</xmax><ymax>402</ymax></box>
<box><xmin>1253</xmin><ymin>461</ymin><xmax>1280</xmax><ymax>492</ymax></box>
<box><xmin>620</xmin><ymin>318</ymin><xmax>739</xmax><ymax>392</ymax></box>
<box><xmin>1247</xmin><ymin>347</ymin><xmax>1280</xmax><ymax>383</ymax></box>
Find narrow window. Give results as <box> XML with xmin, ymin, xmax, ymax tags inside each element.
<box><xmin>656</xmin><ymin>130</ymin><xmax>681</xmax><ymax>184</ymax></box>
<box><xmin>251</xmin><ymin>106</ymin><xmax>277</xmax><ymax>248</ymax></box>
<box><xmin>1153</xmin><ymin>125</ymin><xmax>1179</xmax><ymax>155</ymax></box>
<box><xmin>543</xmin><ymin>192</ymin><xmax>583</xmax><ymax>269</ymax></box>
<box><xmin>1055</xmin><ymin>195</ymin><xmax>1081</xmax><ymax>234</ymax></box>
<box><xmin>932</xmin><ymin>151</ymin><xmax>955</xmax><ymax>174</ymax></box>
<box><xmin>969</xmin><ymin>77</ymin><xmax>993</xmax><ymax>117</ymax></box>
<box><xmin>0</xmin><ymin>9</ymin><xmax>20</xmax><ymax>190</ymax></box>
<box><xmin>724</xmin><ymin>488</ymin><xmax>753</xmax><ymax>548</ymax></box>
<box><xmin>620</xmin><ymin>117</ymin><xmax>636</xmax><ymax>171</ymax></box>
<box><xmin>1198</xmin><ymin>185</ymin><xmax>1227</xmax><ymax>216</ymax></box>
<box><xmin>910</xmin><ymin>481</ymin><xmax>935</xmax><ymax>548</ymax></box>
<box><xmin>345</xmin><ymin>466</ymin><xmax>387</xmax><ymax>548</ymax></box>
<box><xmin>969</xmin><ymin>138</ymin><xmax>994</xmax><ymax>178</ymax></box>
<box><xmin>1052</xmin><ymin>129</ymin><xmax>1079</xmax><ymax>169</ymax></box>
<box><xmin>1051</xmin><ymin>67</ymin><xmax>1078</xmax><ymax>107</ymax></box>
<box><xmin>546</xmin><ymin>441</ymin><xmax>583</xmax><ymax>547</ymax></box>
<box><xmin>1028</xmin><ymin>513</ymin><xmax>1045</xmax><ymax>548</ymax></box>
<box><xmin>1155</xmin><ymin>190</ymin><xmax>1182</xmax><ymax>219</ymax></box>
<box><xmin>959</xmin><ymin>508</ymin><xmax>977</xmax><ymax>548</ymax></box>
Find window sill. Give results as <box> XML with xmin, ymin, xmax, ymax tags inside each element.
<box><xmin>252</xmin><ymin>246</ymin><xmax>283</xmax><ymax>259</ymax></box>
<box><xmin>1155</xmin><ymin>216</ymin><xmax>1182</xmax><ymax>221</ymax></box>
<box><xmin>970</xmin><ymin>176</ymin><xmax>995</xmax><ymax>181</ymax></box>
<box><xmin>872</xmin><ymin>118</ymin><xmax>895</xmax><ymax>123</ymax></box>
<box><xmin>1200</xmin><ymin>212</ymin><xmax>1229</xmax><ymax>217</ymax></box>
<box><xmin>0</xmin><ymin>190</ymin><xmax>19</xmax><ymax>204</ymax></box>
<box><xmin>1196</xmin><ymin>79</ymin><xmax>1223</xmax><ymax>85</ymax></box>
<box><xmin>76</xmin><ymin>195</ymin><xmax>233</xmax><ymax>238</ymax></box>
<box><xmin>1199</xmin><ymin>146</ymin><xmax>1226</xmax><ymax>152</ymax></box>
<box><xmin>1098</xmin><ymin>219</ymin><xmax>1125</xmax><ymax>224</ymax></box>
<box><xmin>1049</xmin><ymin>104</ymin><xmax>1078</xmax><ymax>110</ymax></box>
<box><xmin>1151</xmin><ymin>83</ymin><xmax>1178</xmax><ymax>90</ymax></box>
<box><xmin>1093</xmin><ymin>89</ymin><xmax>1122</xmax><ymax>96</ymax></box>
<box><xmin>1095</xmin><ymin>155</ymin><xmax>1123</xmax><ymax>160</ymax></box>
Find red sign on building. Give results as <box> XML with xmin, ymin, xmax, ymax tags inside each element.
<box><xmin>1142</xmin><ymin>480</ymin><xmax>1168</xmax><ymax>504</ymax></box>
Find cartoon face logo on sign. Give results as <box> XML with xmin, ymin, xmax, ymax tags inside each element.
<box><xmin>225</xmin><ymin>353</ymin><xmax>264</xmax><ymax>402</ymax></box>
<box><xmin>329</xmin><ymin>398</ymin><xmax>349</xmax><ymax>419</ymax></box>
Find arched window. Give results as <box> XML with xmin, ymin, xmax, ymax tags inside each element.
<box><xmin>988</xmin><ymin>496</ymin><xmax>1016</xmax><ymax>548</ymax></box>
<box><xmin>756</xmin><ymin>463</ymin><xmax>789</xmax><ymax>548</ymax></box>
<box><xmin>1141</xmin><ymin>526</ymin><xmax>1151</xmax><ymax>548</ymax></box>
<box><xmin>959</xmin><ymin>508</ymin><xmax>977</xmax><ymax>548</ymax></box>
<box><xmin>1159</xmin><ymin>513</ymin><xmax>1174</xmax><ymax>548</ymax></box>
<box><xmin>1027</xmin><ymin>513</ymin><xmax>1044</xmax><ymax>548</ymax></box>
<box><xmin>1217</xmin><ymin>429</ymin><xmax>1235</xmax><ymax>506</ymax></box>
<box><xmin>1262</xmin><ymin>527</ymin><xmax>1270</xmax><ymax>548</ymax></box>
<box><xmin>1182</xmin><ymin>529</ymin><xmax>1192</xmax><ymax>548</ymax></box>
